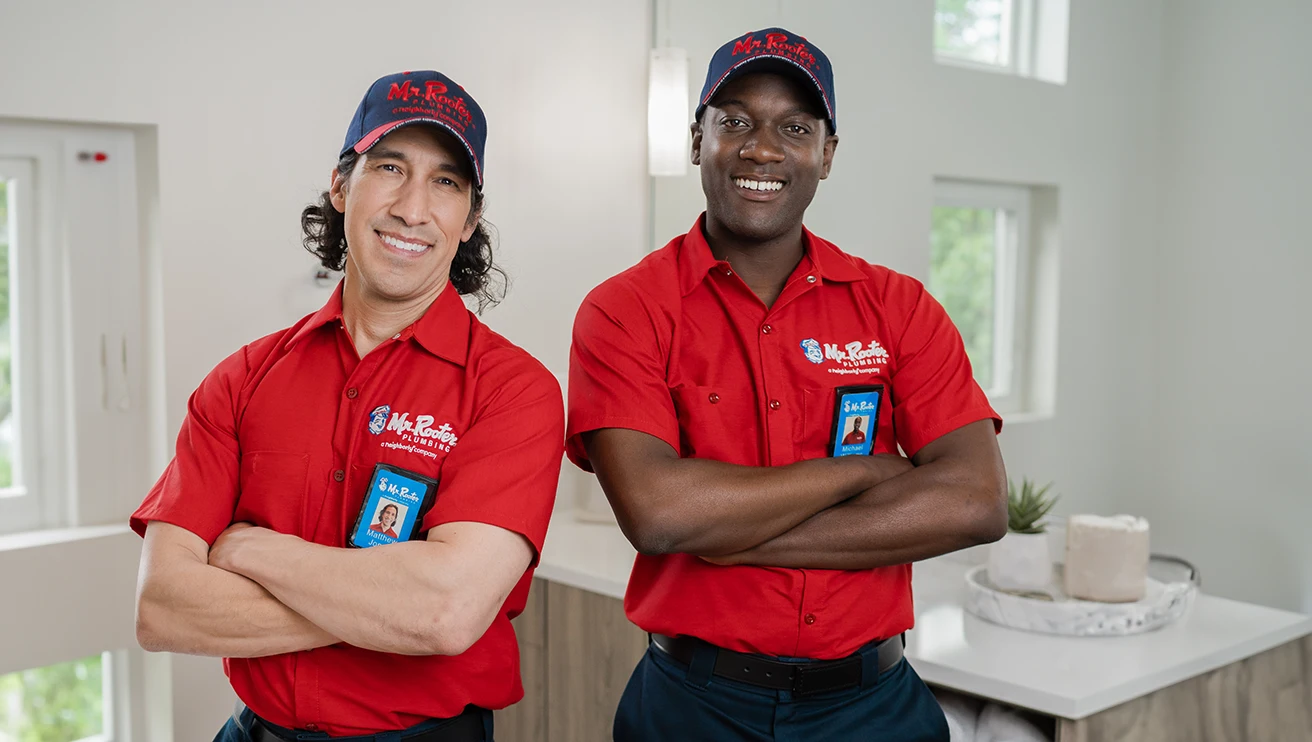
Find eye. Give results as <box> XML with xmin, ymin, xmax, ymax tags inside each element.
<box><xmin>785</xmin><ymin>124</ymin><xmax>810</xmax><ymax>135</ymax></box>
<box><xmin>723</xmin><ymin>117</ymin><xmax>748</xmax><ymax>129</ymax></box>
<box><xmin>434</xmin><ymin>177</ymin><xmax>462</xmax><ymax>190</ymax></box>
<box><xmin>379</xmin><ymin>163</ymin><xmax>402</xmax><ymax>174</ymax></box>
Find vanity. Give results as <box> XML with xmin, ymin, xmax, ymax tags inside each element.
<box><xmin>494</xmin><ymin>509</ymin><xmax>1312</xmax><ymax>741</ymax></box>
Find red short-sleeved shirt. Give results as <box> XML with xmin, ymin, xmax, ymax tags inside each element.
<box><xmin>131</xmin><ymin>282</ymin><xmax>564</xmax><ymax>735</ymax></box>
<box><xmin>567</xmin><ymin>216</ymin><xmax>1000</xmax><ymax>660</ymax></box>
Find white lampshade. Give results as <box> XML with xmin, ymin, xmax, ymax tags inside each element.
<box><xmin>647</xmin><ymin>47</ymin><xmax>690</xmax><ymax>177</ymax></box>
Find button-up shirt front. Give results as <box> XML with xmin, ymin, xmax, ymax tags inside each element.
<box><xmin>133</xmin><ymin>282</ymin><xmax>563</xmax><ymax>734</ymax></box>
<box><xmin>567</xmin><ymin>216</ymin><xmax>999</xmax><ymax>659</ymax></box>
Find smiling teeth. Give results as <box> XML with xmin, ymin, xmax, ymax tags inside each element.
<box><xmin>380</xmin><ymin>233</ymin><xmax>429</xmax><ymax>252</ymax></box>
<box><xmin>735</xmin><ymin>178</ymin><xmax>783</xmax><ymax>192</ymax></box>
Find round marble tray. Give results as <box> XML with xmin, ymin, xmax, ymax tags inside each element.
<box><xmin>963</xmin><ymin>562</ymin><xmax>1198</xmax><ymax>637</ymax></box>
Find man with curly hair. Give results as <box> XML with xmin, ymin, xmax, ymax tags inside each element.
<box><xmin>131</xmin><ymin>70</ymin><xmax>563</xmax><ymax>742</ymax></box>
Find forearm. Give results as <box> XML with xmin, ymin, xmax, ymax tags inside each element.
<box><xmin>227</xmin><ymin>533</ymin><xmax>473</xmax><ymax>656</ymax></box>
<box><xmin>720</xmin><ymin>463</ymin><xmax>1007</xmax><ymax>570</ymax></box>
<box><xmin>136</xmin><ymin>559</ymin><xmax>337</xmax><ymax>658</ymax></box>
<box><xmin>611</xmin><ymin>454</ymin><xmax>908</xmax><ymax>556</ymax></box>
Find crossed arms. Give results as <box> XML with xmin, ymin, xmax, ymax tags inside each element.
<box><xmin>584</xmin><ymin>418</ymin><xmax>1007</xmax><ymax>569</ymax></box>
<box><xmin>134</xmin><ymin>519</ymin><xmax>533</xmax><ymax>658</ymax></box>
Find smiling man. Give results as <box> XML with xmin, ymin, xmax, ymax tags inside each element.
<box><xmin>131</xmin><ymin>71</ymin><xmax>563</xmax><ymax>742</ymax></box>
<box><xmin>568</xmin><ymin>29</ymin><xmax>1008</xmax><ymax>741</ymax></box>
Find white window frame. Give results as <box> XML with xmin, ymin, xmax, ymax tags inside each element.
<box><xmin>0</xmin><ymin>122</ymin><xmax>148</xmax><ymax>536</ymax></box>
<box><xmin>933</xmin><ymin>180</ymin><xmax>1032</xmax><ymax>414</ymax></box>
<box><xmin>0</xmin><ymin>152</ymin><xmax>59</xmax><ymax>534</ymax></box>
<box><xmin>934</xmin><ymin>0</ymin><xmax>1068</xmax><ymax>84</ymax></box>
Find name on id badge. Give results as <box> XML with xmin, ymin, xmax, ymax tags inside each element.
<box><xmin>828</xmin><ymin>385</ymin><xmax>884</xmax><ymax>457</ymax></box>
<box><xmin>348</xmin><ymin>464</ymin><xmax>438</xmax><ymax>548</ymax></box>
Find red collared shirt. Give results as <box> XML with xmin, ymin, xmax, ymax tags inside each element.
<box><xmin>567</xmin><ymin>216</ymin><xmax>1000</xmax><ymax>660</ymax></box>
<box><xmin>131</xmin><ymin>282</ymin><xmax>564</xmax><ymax>735</ymax></box>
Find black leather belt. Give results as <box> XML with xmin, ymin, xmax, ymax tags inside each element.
<box><xmin>650</xmin><ymin>633</ymin><xmax>904</xmax><ymax>696</ymax></box>
<box><xmin>248</xmin><ymin>706</ymin><xmax>486</xmax><ymax>742</ymax></box>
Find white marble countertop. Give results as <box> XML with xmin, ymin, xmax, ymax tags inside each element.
<box><xmin>536</xmin><ymin>510</ymin><xmax>1312</xmax><ymax>720</ymax></box>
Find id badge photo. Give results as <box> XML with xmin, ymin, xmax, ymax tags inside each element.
<box><xmin>828</xmin><ymin>384</ymin><xmax>884</xmax><ymax>457</ymax></box>
<box><xmin>347</xmin><ymin>463</ymin><xmax>438</xmax><ymax>548</ymax></box>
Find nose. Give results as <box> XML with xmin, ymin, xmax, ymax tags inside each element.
<box><xmin>388</xmin><ymin>173</ymin><xmax>430</xmax><ymax>226</ymax></box>
<box><xmin>738</xmin><ymin>129</ymin><xmax>786</xmax><ymax>165</ymax></box>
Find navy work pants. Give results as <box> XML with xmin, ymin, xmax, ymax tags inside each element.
<box><xmin>614</xmin><ymin>639</ymin><xmax>950</xmax><ymax>741</ymax></box>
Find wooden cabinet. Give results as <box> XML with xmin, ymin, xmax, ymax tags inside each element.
<box><xmin>498</xmin><ymin>578</ymin><xmax>1312</xmax><ymax>742</ymax></box>
<box><xmin>495</xmin><ymin>579</ymin><xmax>646</xmax><ymax>742</ymax></box>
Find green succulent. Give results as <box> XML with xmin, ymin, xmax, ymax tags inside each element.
<box><xmin>1007</xmin><ymin>478</ymin><xmax>1059</xmax><ymax>534</ymax></box>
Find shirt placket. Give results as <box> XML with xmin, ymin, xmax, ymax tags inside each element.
<box><xmin>294</xmin><ymin>332</ymin><xmax>392</xmax><ymax>731</ymax></box>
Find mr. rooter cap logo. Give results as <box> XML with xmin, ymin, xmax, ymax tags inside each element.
<box><xmin>730</xmin><ymin>31</ymin><xmax>820</xmax><ymax>70</ymax></box>
<box><xmin>384</xmin><ymin>78</ymin><xmax>475</xmax><ymax>134</ymax></box>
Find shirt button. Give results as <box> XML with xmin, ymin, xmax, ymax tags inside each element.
<box><xmin>333</xmin><ymin>470</ymin><xmax>345</xmax><ymax>482</ymax></box>
<box><xmin>724</xmin><ymin>268</ymin><xmax>733</xmax><ymax>276</ymax></box>
<box><xmin>769</xmin><ymin>400</ymin><xmax>781</xmax><ymax>410</ymax></box>
<box><xmin>806</xmin><ymin>275</ymin><xmax>817</xmax><ymax>283</ymax></box>
<box><xmin>805</xmin><ymin>613</ymin><xmax>817</xmax><ymax>625</ymax></box>
<box><xmin>761</xmin><ymin>324</ymin><xmax>773</xmax><ymax>335</ymax></box>
<box><xmin>708</xmin><ymin>393</ymin><xmax>721</xmax><ymax>404</ymax></box>
<box><xmin>305</xmin><ymin>724</ymin><xmax>319</xmax><ymax>731</ymax></box>
<box><xmin>346</xmin><ymin>387</ymin><xmax>358</xmax><ymax>399</ymax></box>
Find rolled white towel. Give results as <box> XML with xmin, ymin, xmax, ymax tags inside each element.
<box><xmin>976</xmin><ymin>702</ymin><xmax>1051</xmax><ymax>742</ymax></box>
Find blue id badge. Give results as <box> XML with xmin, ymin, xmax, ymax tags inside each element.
<box><xmin>828</xmin><ymin>385</ymin><xmax>883</xmax><ymax>457</ymax></box>
<box><xmin>347</xmin><ymin>464</ymin><xmax>438</xmax><ymax>548</ymax></box>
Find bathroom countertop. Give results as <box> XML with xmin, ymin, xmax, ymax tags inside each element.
<box><xmin>536</xmin><ymin>510</ymin><xmax>1312</xmax><ymax>719</ymax></box>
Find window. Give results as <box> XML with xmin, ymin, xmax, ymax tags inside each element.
<box><xmin>0</xmin><ymin>158</ymin><xmax>39</xmax><ymax>533</ymax></box>
<box><xmin>0</xmin><ymin>654</ymin><xmax>108</xmax><ymax>742</ymax></box>
<box><xmin>0</xmin><ymin>121</ymin><xmax>150</xmax><ymax>536</ymax></box>
<box><xmin>930</xmin><ymin>180</ymin><xmax>1034</xmax><ymax>412</ymax></box>
<box><xmin>934</xmin><ymin>0</ymin><xmax>1070</xmax><ymax>84</ymax></box>
<box><xmin>935</xmin><ymin>0</ymin><xmax>1015</xmax><ymax>69</ymax></box>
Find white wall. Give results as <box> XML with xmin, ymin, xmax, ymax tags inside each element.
<box><xmin>653</xmin><ymin>0</ymin><xmax>1168</xmax><ymax>559</ymax></box>
<box><xmin>1151</xmin><ymin>0</ymin><xmax>1312</xmax><ymax>612</ymax></box>
<box><xmin>0</xmin><ymin>0</ymin><xmax>649</xmax><ymax>737</ymax></box>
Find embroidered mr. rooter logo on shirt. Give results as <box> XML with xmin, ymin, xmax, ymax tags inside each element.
<box><xmin>800</xmin><ymin>338</ymin><xmax>890</xmax><ymax>376</ymax></box>
<box><xmin>368</xmin><ymin>404</ymin><xmax>460</xmax><ymax>459</ymax></box>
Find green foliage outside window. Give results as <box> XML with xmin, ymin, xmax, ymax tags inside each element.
<box><xmin>930</xmin><ymin>206</ymin><xmax>996</xmax><ymax>390</ymax></box>
<box><xmin>935</xmin><ymin>0</ymin><xmax>1007</xmax><ymax>66</ymax></box>
<box><xmin>0</xmin><ymin>655</ymin><xmax>104</xmax><ymax>742</ymax></box>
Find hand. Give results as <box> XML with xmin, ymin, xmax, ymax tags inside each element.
<box><xmin>209</xmin><ymin>522</ymin><xmax>269</xmax><ymax>574</ymax></box>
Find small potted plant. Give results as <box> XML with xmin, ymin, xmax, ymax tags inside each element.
<box><xmin>988</xmin><ymin>478</ymin><xmax>1060</xmax><ymax>593</ymax></box>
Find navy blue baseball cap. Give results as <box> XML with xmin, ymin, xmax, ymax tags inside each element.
<box><xmin>340</xmin><ymin>70</ymin><xmax>487</xmax><ymax>188</ymax></box>
<box><xmin>696</xmin><ymin>28</ymin><xmax>836</xmax><ymax>133</ymax></box>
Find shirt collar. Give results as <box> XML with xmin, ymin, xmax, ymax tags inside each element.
<box><xmin>286</xmin><ymin>279</ymin><xmax>470</xmax><ymax>366</ymax></box>
<box><xmin>677</xmin><ymin>213</ymin><xmax>867</xmax><ymax>296</ymax></box>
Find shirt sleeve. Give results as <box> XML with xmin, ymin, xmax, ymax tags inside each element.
<box><xmin>886</xmin><ymin>273</ymin><xmax>1003</xmax><ymax>457</ymax></box>
<box><xmin>565</xmin><ymin>280</ymin><xmax>681</xmax><ymax>472</ymax></box>
<box><xmin>130</xmin><ymin>347</ymin><xmax>248</xmax><ymax>544</ymax></box>
<box><xmin>422</xmin><ymin>355</ymin><xmax>564</xmax><ymax>563</ymax></box>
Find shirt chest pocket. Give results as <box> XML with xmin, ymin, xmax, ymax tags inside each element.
<box><xmin>670</xmin><ymin>385</ymin><xmax>759</xmax><ymax>465</ymax></box>
<box><xmin>801</xmin><ymin>386</ymin><xmax>896</xmax><ymax>460</ymax></box>
<box><xmin>234</xmin><ymin>451</ymin><xmax>310</xmax><ymax>533</ymax></box>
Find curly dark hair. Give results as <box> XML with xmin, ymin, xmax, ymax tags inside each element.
<box><xmin>300</xmin><ymin>150</ymin><xmax>506</xmax><ymax>312</ymax></box>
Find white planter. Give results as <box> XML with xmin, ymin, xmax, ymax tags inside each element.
<box><xmin>988</xmin><ymin>531</ymin><xmax>1053</xmax><ymax>592</ymax></box>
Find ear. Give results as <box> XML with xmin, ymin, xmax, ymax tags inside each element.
<box><xmin>460</xmin><ymin>197</ymin><xmax>483</xmax><ymax>243</ymax></box>
<box><xmin>820</xmin><ymin>134</ymin><xmax>839</xmax><ymax>180</ymax></box>
<box><xmin>690</xmin><ymin>121</ymin><xmax>703</xmax><ymax>166</ymax></box>
<box><xmin>328</xmin><ymin>167</ymin><xmax>349</xmax><ymax>213</ymax></box>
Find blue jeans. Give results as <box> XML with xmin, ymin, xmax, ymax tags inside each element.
<box><xmin>213</xmin><ymin>704</ymin><xmax>494</xmax><ymax>742</ymax></box>
<box><xmin>614</xmin><ymin>640</ymin><xmax>950</xmax><ymax>741</ymax></box>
